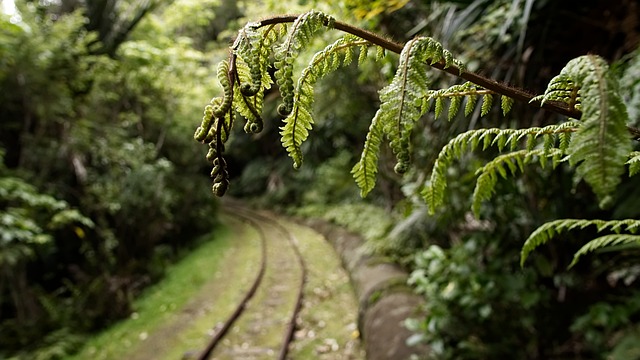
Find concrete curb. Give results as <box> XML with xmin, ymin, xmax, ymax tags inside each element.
<box><xmin>300</xmin><ymin>218</ymin><xmax>429</xmax><ymax>360</ymax></box>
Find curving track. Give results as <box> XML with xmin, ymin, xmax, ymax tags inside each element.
<box><xmin>194</xmin><ymin>203</ymin><xmax>307</xmax><ymax>360</ymax></box>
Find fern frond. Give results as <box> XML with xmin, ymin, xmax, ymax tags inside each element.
<box><xmin>352</xmin><ymin>37</ymin><xmax>464</xmax><ymax>195</ymax></box>
<box><xmin>533</xmin><ymin>74</ymin><xmax>580</xmax><ymax>110</ymax></box>
<box><xmin>351</xmin><ymin>110</ymin><xmax>384</xmax><ymax>196</ymax></box>
<box><xmin>570</xmin><ymin>234</ymin><xmax>640</xmax><ymax>268</ymax></box>
<box><xmin>471</xmin><ymin>148</ymin><xmax>563</xmax><ymax>216</ymax></box>
<box><xmin>627</xmin><ymin>151</ymin><xmax>640</xmax><ymax>176</ymax></box>
<box><xmin>536</xmin><ymin>55</ymin><xmax>632</xmax><ymax>207</ymax></box>
<box><xmin>274</xmin><ymin>10</ymin><xmax>334</xmax><ymax>116</ymax></box>
<box><xmin>422</xmin><ymin>122</ymin><xmax>579</xmax><ymax>213</ymax></box>
<box><xmin>281</xmin><ymin>35</ymin><xmax>371</xmax><ymax>168</ymax></box>
<box><xmin>520</xmin><ymin>218</ymin><xmax>640</xmax><ymax>266</ymax></box>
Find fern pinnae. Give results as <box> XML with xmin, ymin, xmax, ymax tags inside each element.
<box><xmin>465</xmin><ymin>94</ymin><xmax>478</xmax><ymax>116</ymax></box>
<box><xmin>627</xmin><ymin>151</ymin><xmax>640</xmax><ymax>176</ymax></box>
<box><xmin>536</xmin><ymin>55</ymin><xmax>632</xmax><ymax>207</ymax></box>
<box><xmin>281</xmin><ymin>35</ymin><xmax>371</xmax><ymax>168</ymax></box>
<box><xmin>472</xmin><ymin>148</ymin><xmax>561</xmax><ymax>216</ymax></box>
<box><xmin>501</xmin><ymin>95</ymin><xmax>514</xmax><ymax>116</ymax></box>
<box><xmin>274</xmin><ymin>10</ymin><xmax>334</xmax><ymax>116</ymax></box>
<box><xmin>422</xmin><ymin>124</ymin><xmax>580</xmax><ymax>213</ymax></box>
<box><xmin>569</xmin><ymin>234</ymin><xmax>640</xmax><ymax>268</ymax></box>
<box><xmin>352</xmin><ymin>110</ymin><xmax>384</xmax><ymax>197</ymax></box>
<box><xmin>520</xmin><ymin>219</ymin><xmax>640</xmax><ymax>266</ymax></box>
<box><xmin>480</xmin><ymin>93</ymin><xmax>494</xmax><ymax>116</ymax></box>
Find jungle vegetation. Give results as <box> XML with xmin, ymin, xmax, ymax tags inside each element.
<box><xmin>2</xmin><ymin>0</ymin><xmax>640</xmax><ymax>359</ymax></box>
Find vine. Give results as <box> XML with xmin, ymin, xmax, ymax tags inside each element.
<box><xmin>194</xmin><ymin>10</ymin><xmax>638</xmax><ymax>266</ymax></box>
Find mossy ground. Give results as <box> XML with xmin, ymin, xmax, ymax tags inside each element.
<box><xmin>71</xmin><ymin>212</ymin><xmax>363</xmax><ymax>359</ymax></box>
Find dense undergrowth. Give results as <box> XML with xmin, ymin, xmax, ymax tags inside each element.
<box><xmin>0</xmin><ymin>1</ymin><xmax>230</xmax><ymax>357</ymax></box>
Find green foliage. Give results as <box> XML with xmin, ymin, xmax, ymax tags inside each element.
<box><xmin>406</xmin><ymin>239</ymin><xmax>545</xmax><ymax>359</ymax></box>
<box><xmin>352</xmin><ymin>36</ymin><xmax>463</xmax><ymax>196</ymax></box>
<box><xmin>533</xmin><ymin>55</ymin><xmax>632</xmax><ymax>208</ymax></box>
<box><xmin>275</xmin><ymin>10</ymin><xmax>335</xmax><ymax>118</ymax></box>
<box><xmin>627</xmin><ymin>151</ymin><xmax>640</xmax><ymax>176</ymax></box>
<box><xmin>1</xmin><ymin>1</ymin><xmax>221</xmax><ymax>356</ymax></box>
<box><xmin>196</xmin><ymin>9</ymin><xmax>640</xmax><ymax>359</ymax></box>
<box><xmin>282</xmin><ymin>35</ymin><xmax>374</xmax><ymax>169</ymax></box>
<box><xmin>521</xmin><ymin>219</ymin><xmax>640</xmax><ymax>267</ymax></box>
<box><xmin>422</xmin><ymin>121</ymin><xmax>579</xmax><ymax>213</ymax></box>
<box><xmin>571</xmin><ymin>294</ymin><xmax>640</xmax><ymax>356</ymax></box>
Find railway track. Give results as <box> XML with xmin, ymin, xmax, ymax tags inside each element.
<box><xmin>194</xmin><ymin>203</ymin><xmax>307</xmax><ymax>360</ymax></box>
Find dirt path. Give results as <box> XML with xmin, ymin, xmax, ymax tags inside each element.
<box><xmin>122</xmin><ymin>209</ymin><xmax>363</xmax><ymax>360</ymax></box>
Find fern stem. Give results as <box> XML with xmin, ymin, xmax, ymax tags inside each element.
<box><xmin>250</xmin><ymin>14</ymin><xmax>583</xmax><ymax>119</ymax></box>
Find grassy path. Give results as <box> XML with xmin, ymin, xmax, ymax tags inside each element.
<box><xmin>71</xmin><ymin>210</ymin><xmax>363</xmax><ymax>359</ymax></box>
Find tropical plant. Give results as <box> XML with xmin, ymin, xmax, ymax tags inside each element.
<box><xmin>195</xmin><ymin>10</ymin><xmax>639</xmax><ymax>266</ymax></box>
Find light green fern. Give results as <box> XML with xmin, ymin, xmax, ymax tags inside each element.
<box><xmin>422</xmin><ymin>122</ymin><xmax>579</xmax><ymax>213</ymax></box>
<box><xmin>533</xmin><ymin>55</ymin><xmax>632</xmax><ymax>208</ymax></box>
<box><xmin>351</xmin><ymin>37</ymin><xmax>463</xmax><ymax>196</ymax></box>
<box><xmin>627</xmin><ymin>151</ymin><xmax>640</xmax><ymax>176</ymax></box>
<box><xmin>570</xmin><ymin>234</ymin><xmax>640</xmax><ymax>267</ymax></box>
<box><xmin>274</xmin><ymin>10</ymin><xmax>335</xmax><ymax>117</ymax></box>
<box><xmin>280</xmin><ymin>35</ymin><xmax>373</xmax><ymax>168</ymax></box>
<box><xmin>471</xmin><ymin>148</ymin><xmax>564</xmax><ymax>215</ymax></box>
<box><xmin>421</xmin><ymin>82</ymin><xmax>505</xmax><ymax>121</ymax></box>
<box><xmin>521</xmin><ymin>219</ymin><xmax>640</xmax><ymax>267</ymax></box>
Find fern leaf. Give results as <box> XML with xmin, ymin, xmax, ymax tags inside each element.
<box><xmin>538</xmin><ymin>55</ymin><xmax>632</xmax><ymax>207</ymax></box>
<box><xmin>274</xmin><ymin>10</ymin><xmax>334</xmax><ymax>116</ymax></box>
<box><xmin>422</xmin><ymin>123</ymin><xmax>579</xmax><ymax>213</ymax></box>
<box><xmin>465</xmin><ymin>94</ymin><xmax>478</xmax><ymax>116</ymax></box>
<box><xmin>351</xmin><ymin>111</ymin><xmax>384</xmax><ymax>196</ymax></box>
<box><xmin>355</xmin><ymin>37</ymin><xmax>465</xmax><ymax>197</ymax></box>
<box><xmin>501</xmin><ymin>95</ymin><xmax>514</xmax><ymax>116</ymax></box>
<box><xmin>472</xmin><ymin>149</ymin><xmax>561</xmax><ymax>216</ymax></box>
<box><xmin>448</xmin><ymin>96</ymin><xmax>461</xmax><ymax>121</ymax></box>
<box><xmin>233</xmin><ymin>23</ymin><xmax>280</xmax><ymax>96</ymax></box>
<box><xmin>521</xmin><ymin>219</ymin><xmax>640</xmax><ymax>266</ymax></box>
<box><xmin>627</xmin><ymin>151</ymin><xmax>640</xmax><ymax>176</ymax></box>
<box><xmin>481</xmin><ymin>94</ymin><xmax>493</xmax><ymax>116</ymax></box>
<box><xmin>281</xmin><ymin>35</ymin><xmax>369</xmax><ymax>168</ymax></box>
<box><xmin>570</xmin><ymin>234</ymin><xmax>640</xmax><ymax>268</ymax></box>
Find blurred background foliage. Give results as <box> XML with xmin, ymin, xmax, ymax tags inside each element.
<box><xmin>1</xmin><ymin>0</ymin><xmax>640</xmax><ymax>359</ymax></box>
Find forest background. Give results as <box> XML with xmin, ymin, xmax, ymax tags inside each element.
<box><xmin>1</xmin><ymin>0</ymin><xmax>640</xmax><ymax>359</ymax></box>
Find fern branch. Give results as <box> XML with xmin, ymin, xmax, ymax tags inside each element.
<box><xmin>252</xmin><ymin>14</ymin><xmax>582</xmax><ymax>118</ymax></box>
<box><xmin>422</xmin><ymin>122</ymin><xmax>579</xmax><ymax>213</ymax></box>
<box><xmin>520</xmin><ymin>219</ymin><xmax>640</xmax><ymax>267</ymax></box>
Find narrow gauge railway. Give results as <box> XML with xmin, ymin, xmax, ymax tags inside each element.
<box><xmin>194</xmin><ymin>204</ymin><xmax>307</xmax><ymax>360</ymax></box>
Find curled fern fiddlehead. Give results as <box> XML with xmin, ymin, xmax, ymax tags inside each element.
<box><xmin>274</xmin><ymin>10</ymin><xmax>335</xmax><ymax>117</ymax></box>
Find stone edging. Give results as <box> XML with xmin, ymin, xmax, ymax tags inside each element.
<box><xmin>299</xmin><ymin>218</ymin><xmax>429</xmax><ymax>360</ymax></box>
